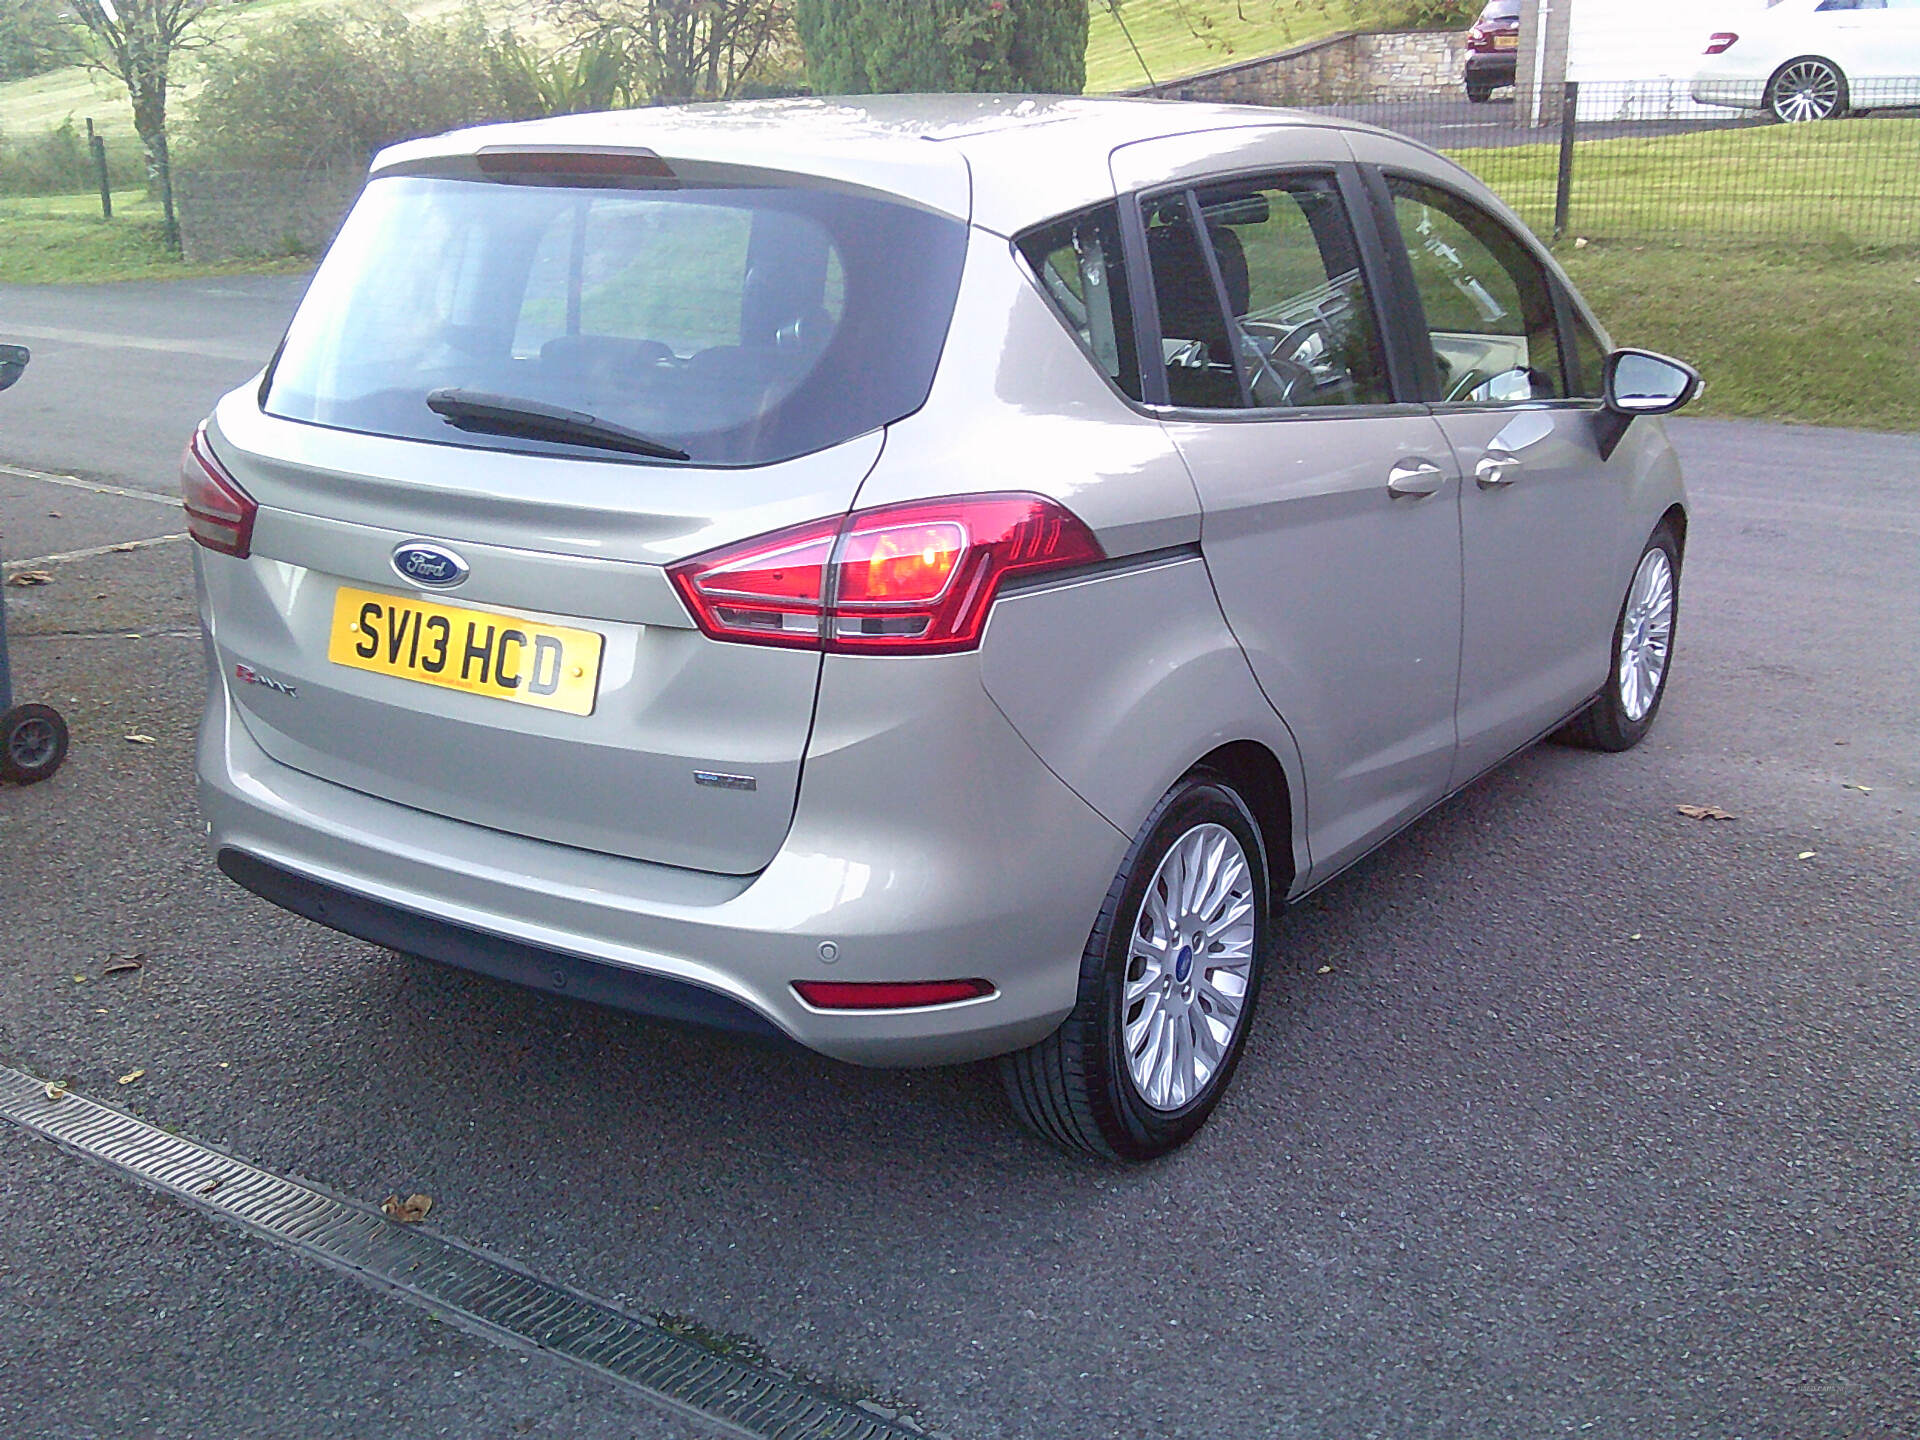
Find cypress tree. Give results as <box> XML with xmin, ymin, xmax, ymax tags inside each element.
<box><xmin>795</xmin><ymin>0</ymin><xmax>1088</xmax><ymax>96</ymax></box>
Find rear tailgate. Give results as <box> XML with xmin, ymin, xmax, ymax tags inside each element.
<box><xmin>202</xmin><ymin>395</ymin><xmax>884</xmax><ymax>875</ymax></box>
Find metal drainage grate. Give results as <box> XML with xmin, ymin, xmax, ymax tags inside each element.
<box><xmin>0</xmin><ymin>1066</ymin><xmax>928</xmax><ymax>1440</ymax></box>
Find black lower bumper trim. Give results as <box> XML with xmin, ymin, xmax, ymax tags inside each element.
<box><xmin>217</xmin><ymin>848</ymin><xmax>788</xmax><ymax>1041</ymax></box>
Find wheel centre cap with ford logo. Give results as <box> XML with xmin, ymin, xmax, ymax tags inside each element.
<box><xmin>392</xmin><ymin>542</ymin><xmax>469</xmax><ymax>589</ymax></box>
<box><xmin>1174</xmin><ymin>944</ymin><xmax>1194</xmax><ymax>984</ymax></box>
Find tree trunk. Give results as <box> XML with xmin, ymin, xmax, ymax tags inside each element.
<box><xmin>129</xmin><ymin>83</ymin><xmax>177</xmax><ymax>250</ymax></box>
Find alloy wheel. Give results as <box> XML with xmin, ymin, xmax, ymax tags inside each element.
<box><xmin>1122</xmin><ymin>822</ymin><xmax>1257</xmax><ymax>1112</ymax></box>
<box><xmin>1618</xmin><ymin>547</ymin><xmax>1675</xmax><ymax>723</ymax></box>
<box><xmin>1770</xmin><ymin>61</ymin><xmax>1843</xmax><ymax>122</ymax></box>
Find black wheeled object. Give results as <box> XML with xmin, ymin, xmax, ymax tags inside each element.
<box><xmin>0</xmin><ymin>343</ymin><xmax>69</xmax><ymax>785</ymax></box>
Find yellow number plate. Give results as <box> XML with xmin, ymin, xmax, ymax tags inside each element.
<box><xmin>1494</xmin><ymin>33</ymin><xmax>1518</xmax><ymax>48</ymax></box>
<box><xmin>327</xmin><ymin>586</ymin><xmax>604</xmax><ymax>717</ymax></box>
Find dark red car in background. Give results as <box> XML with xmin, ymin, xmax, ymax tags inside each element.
<box><xmin>1465</xmin><ymin>0</ymin><xmax>1522</xmax><ymax>102</ymax></box>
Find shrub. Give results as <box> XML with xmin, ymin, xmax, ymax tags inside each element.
<box><xmin>183</xmin><ymin>4</ymin><xmax>550</xmax><ymax>174</ymax></box>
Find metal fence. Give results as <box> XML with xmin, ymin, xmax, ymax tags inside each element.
<box><xmin>1309</xmin><ymin>80</ymin><xmax>1920</xmax><ymax>246</ymax></box>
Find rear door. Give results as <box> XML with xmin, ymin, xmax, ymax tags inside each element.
<box><xmin>1124</xmin><ymin>159</ymin><xmax>1465</xmax><ymax>877</ymax></box>
<box><xmin>203</xmin><ymin>161</ymin><xmax>968</xmax><ymax>875</ymax></box>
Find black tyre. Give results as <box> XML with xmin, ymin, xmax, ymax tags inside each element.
<box><xmin>1</xmin><ymin>703</ymin><xmax>69</xmax><ymax>784</ymax></box>
<box><xmin>1559</xmin><ymin>524</ymin><xmax>1681</xmax><ymax>753</ymax></box>
<box><xmin>1766</xmin><ymin>57</ymin><xmax>1849</xmax><ymax>123</ymax></box>
<box><xmin>999</xmin><ymin>769</ymin><xmax>1269</xmax><ymax>1162</ymax></box>
<box><xmin>1466</xmin><ymin>83</ymin><xmax>1493</xmax><ymax>104</ymax></box>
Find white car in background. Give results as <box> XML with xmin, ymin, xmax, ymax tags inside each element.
<box><xmin>1692</xmin><ymin>0</ymin><xmax>1920</xmax><ymax>121</ymax></box>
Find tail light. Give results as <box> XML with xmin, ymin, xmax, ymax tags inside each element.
<box><xmin>181</xmin><ymin>424</ymin><xmax>258</xmax><ymax>559</ymax></box>
<box><xmin>1467</xmin><ymin>22</ymin><xmax>1491</xmax><ymax>50</ymax></box>
<box><xmin>793</xmin><ymin>979</ymin><xmax>995</xmax><ymax>1010</ymax></box>
<box><xmin>1704</xmin><ymin>32</ymin><xmax>1738</xmax><ymax>55</ymax></box>
<box><xmin>668</xmin><ymin>493</ymin><xmax>1102</xmax><ymax>655</ymax></box>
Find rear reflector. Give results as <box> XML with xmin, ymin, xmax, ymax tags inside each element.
<box><xmin>1704</xmin><ymin>32</ymin><xmax>1738</xmax><ymax>54</ymax></box>
<box><xmin>792</xmin><ymin>979</ymin><xmax>996</xmax><ymax>1010</ymax></box>
<box><xmin>180</xmin><ymin>424</ymin><xmax>258</xmax><ymax>559</ymax></box>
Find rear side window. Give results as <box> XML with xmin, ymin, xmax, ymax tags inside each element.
<box><xmin>1144</xmin><ymin>175</ymin><xmax>1392</xmax><ymax>411</ymax></box>
<box><xmin>1387</xmin><ymin>176</ymin><xmax>1568</xmax><ymax>404</ymax></box>
<box><xmin>1017</xmin><ymin>205</ymin><xmax>1142</xmax><ymax>401</ymax></box>
<box><xmin>264</xmin><ymin>175</ymin><xmax>967</xmax><ymax>467</ymax></box>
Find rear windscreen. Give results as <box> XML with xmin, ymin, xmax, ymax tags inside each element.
<box><xmin>262</xmin><ymin>174</ymin><xmax>969</xmax><ymax>467</ymax></box>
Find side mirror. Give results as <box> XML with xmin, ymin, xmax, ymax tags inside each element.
<box><xmin>1604</xmin><ymin>348</ymin><xmax>1700</xmax><ymax>416</ymax></box>
<box><xmin>1594</xmin><ymin>347</ymin><xmax>1700</xmax><ymax>461</ymax></box>
<box><xmin>0</xmin><ymin>344</ymin><xmax>28</xmax><ymax>393</ymax></box>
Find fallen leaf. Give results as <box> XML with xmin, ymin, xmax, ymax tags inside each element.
<box><xmin>46</xmin><ymin>511</ymin><xmax>61</xmax><ymax>518</ymax></box>
<box><xmin>71</xmin><ymin>974</ymin><xmax>87</xmax><ymax>984</ymax></box>
<box><xmin>5</xmin><ymin>570</ymin><xmax>53</xmax><ymax>587</ymax></box>
<box><xmin>197</xmin><ymin>1177</ymin><xmax>223</xmax><ymax>1195</ymax></box>
<box><xmin>1676</xmin><ymin>804</ymin><xmax>1735</xmax><ymax>820</ymax></box>
<box><xmin>103</xmin><ymin>953</ymin><xmax>145</xmax><ymax>975</ymax></box>
<box><xmin>1315</xmin><ymin>965</ymin><xmax>1332</xmax><ymax>975</ymax></box>
<box><xmin>1842</xmin><ymin>783</ymin><xmax>1872</xmax><ymax>794</ymax></box>
<box><xmin>124</xmin><ymin>734</ymin><xmax>157</xmax><ymax>746</ymax></box>
<box><xmin>382</xmin><ymin>1193</ymin><xmax>433</xmax><ymax>1223</ymax></box>
<box><xmin>44</xmin><ymin>1081</ymin><xmax>67</xmax><ymax>1101</ymax></box>
<box><xmin>117</xmin><ymin>1068</ymin><xmax>145</xmax><ymax>1086</ymax></box>
<box><xmin>1797</xmin><ymin>851</ymin><xmax>1817</xmax><ymax>860</ymax></box>
<box><xmin>1629</xmin><ymin>932</ymin><xmax>1643</xmax><ymax>941</ymax></box>
<box><xmin>108</xmin><ymin>542</ymin><xmax>140</xmax><ymax>553</ymax></box>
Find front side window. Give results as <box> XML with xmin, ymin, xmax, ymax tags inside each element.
<box><xmin>1388</xmin><ymin>177</ymin><xmax>1568</xmax><ymax>405</ymax></box>
<box><xmin>1017</xmin><ymin>204</ymin><xmax>1142</xmax><ymax>401</ymax></box>
<box><xmin>1143</xmin><ymin>176</ymin><xmax>1391</xmax><ymax>412</ymax></box>
<box><xmin>264</xmin><ymin>174</ymin><xmax>966</xmax><ymax>467</ymax></box>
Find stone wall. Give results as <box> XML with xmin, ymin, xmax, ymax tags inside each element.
<box><xmin>175</xmin><ymin>167</ymin><xmax>364</xmax><ymax>264</ymax></box>
<box><xmin>1128</xmin><ymin>30</ymin><xmax>1469</xmax><ymax>106</ymax></box>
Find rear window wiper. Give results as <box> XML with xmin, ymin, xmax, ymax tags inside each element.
<box><xmin>425</xmin><ymin>388</ymin><xmax>691</xmax><ymax>461</ymax></box>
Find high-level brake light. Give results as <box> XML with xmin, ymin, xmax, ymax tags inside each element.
<box><xmin>668</xmin><ymin>493</ymin><xmax>1103</xmax><ymax>655</ymax></box>
<box><xmin>181</xmin><ymin>424</ymin><xmax>258</xmax><ymax>559</ymax></box>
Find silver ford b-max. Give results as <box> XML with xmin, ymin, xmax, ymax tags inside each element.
<box><xmin>190</xmin><ymin>96</ymin><xmax>1698</xmax><ymax>1160</ymax></box>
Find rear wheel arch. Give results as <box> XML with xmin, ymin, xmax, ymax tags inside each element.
<box><xmin>1193</xmin><ymin>739</ymin><xmax>1297</xmax><ymax>909</ymax></box>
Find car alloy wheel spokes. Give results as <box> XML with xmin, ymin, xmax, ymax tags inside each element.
<box><xmin>1618</xmin><ymin>548</ymin><xmax>1675</xmax><ymax>723</ymax></box>
<box><xmin>1775</xmin><ymin>62</ymin><xmax>1839</xmax><ymax>122</ymax></box>
<box><xmin>1123</xmin><ymin>822</ymin><xmax>1256</xmax><ymax>1112</ymax></box>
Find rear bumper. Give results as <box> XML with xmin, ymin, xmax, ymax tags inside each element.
<box><xmin>1690</xmin><ymin>77</ymin><xmax>1766</xmax><ymax>110</ymax></box>
<box><xmin>197</xmin><ymin>637</ymin><xmax>1129</xmax><ymax>1067</ymax></box>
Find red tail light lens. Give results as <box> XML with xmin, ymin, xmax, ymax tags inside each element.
<box><xmin>1704</xmin><ymin>32</ymin><xmax>1739</xmax><ymax>55</ymax></box>
<box><xmin>669</xmin><ymin>493</ymin><xmax>1102</xmax><ymax>655</ymax></box>
<box><xmin>181</xmin><ymin>425</ymin><xmax>258</xmax><ymax>559</ymax></box>
<box><xmin>1467</xmin><ymin>22</ymin><xmax>1490</xmax><ymax>50</ymax></box>
<box><xmin>793</xmin><ymin>979</ymin><xmax>995</xmax><ymax>1010</ymax></box>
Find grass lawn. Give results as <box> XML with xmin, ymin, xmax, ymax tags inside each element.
<box><xmin>1087</xmin><ymin>0</ymin><xmax>1366</xmax><ymax>94</ymax></box>
<box><xmin>0</xmin><ymin>190</ymin><xmax>306</xmax><ymax>283</ymax></box>
<box><xmin>1559</xmin><ymin>240</ymin><xmax>1920</xmax><ymax>433</ymax></box>
<box><xmin>0</xmin><ymin>0</ymin><xmax>530</xmax><ymax>144</ymax></box>
<box><xmin>1448</xmin><ymin>118</ymin><xmax>1920</xmax><ymax>248</ymax></box>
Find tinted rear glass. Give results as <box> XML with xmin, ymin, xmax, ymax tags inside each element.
<box><xmin>1483</xmin><ymin>1</ymin><xmax>1521</xmax><ymax>17</ymax></box>
<box><xmin>263</xmin><ymin>175</ymin><xmax>968</xmax><ymax>467</ymax></box>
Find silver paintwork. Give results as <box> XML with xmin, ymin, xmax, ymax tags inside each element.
<box><xmin>194</xmin><ymin>98</ymin><xmax>1690</xmax><ymax>1068</ymax></box>
<box><xmin>1619</xmin><ymin>547</ymin><xmax>1675</xmax><ymax>723</ymax></box>
<box><xmin>1124</xmin><ymin>823</ymin><xmax>1257</xmax><ymax>1111</ymax></box>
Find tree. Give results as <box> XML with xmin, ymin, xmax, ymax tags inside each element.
<box><xmin>0</xmin><ymin>0</ymin><xmax>75</xmax><ymax>82</ymax></box>
<box><xmin>542</xmin><ymin>0</ymin><xmax>794</xmax><ymax>105</ymax></box>
<box><xmin>795</xmin><ymin>0</ymin><xmax>1086</xmax><ymax>95</ymax></box>
<box><xmin>69</xmin><ymin>0</ymin><xmax>225</xmax><ymax>248</ymax></box>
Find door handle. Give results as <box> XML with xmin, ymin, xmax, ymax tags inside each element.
<box><xmin>1475</xmin><ymin>450</ymin><xmax>1522</xmax><ymax>489</ymax></box>
<box><xmin>1387</xmin><ymin>459</ymin><xmax>1447</xmax><ymax>498</ymax></box>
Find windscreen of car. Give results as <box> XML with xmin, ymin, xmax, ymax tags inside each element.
<box><xmin>262</xmin><ymin>174</ymin><xmax>969</xmax><ymax>467</ymax></box>
<box><xmin>1482</xmin><ymin>1</ymin><xmax>1521</xmax><ymax>18</ymax></box>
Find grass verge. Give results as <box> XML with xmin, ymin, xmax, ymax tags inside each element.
<box><xmin>1448</xmin><ymin>118</ymin><xmax>1920</xmax><ymax>248</ymax></box>
<box><xmin>0</xmin><ymin>191</ymin><xmax>306</xmax><ymax>283</ymax></box>
<box><xmin>1558</xmin><ymin>240</ymin><xmax>1920</xmax><ymax>433</ymax></box>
